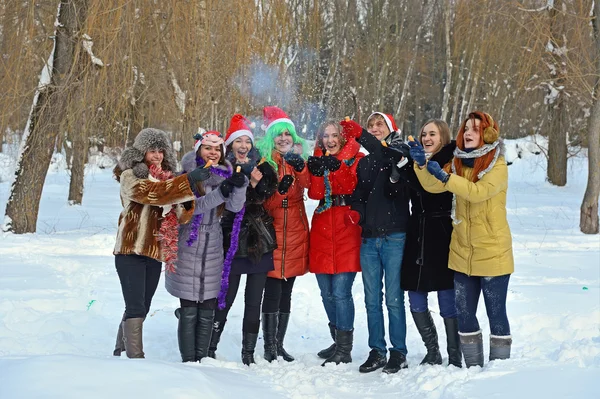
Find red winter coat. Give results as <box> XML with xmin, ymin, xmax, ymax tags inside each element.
<box><xmin>308</xmin><ymin>140</ymin><xmax>364</xmax><ymax>274</ymax></box>
<box><xmin>263</xmin><ymin>151</ymin><xmax>310</xmax><ymax>279</ymax></box>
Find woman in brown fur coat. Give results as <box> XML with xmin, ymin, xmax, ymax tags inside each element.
<box><xmin>112</xmin><ymin>128</ymin><xmax>211</xmax><ymax>359</ymax></box>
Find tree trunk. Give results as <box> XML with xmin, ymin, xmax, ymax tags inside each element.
<box><xmin>546</xmin><ymin>0</ymin><xmax>568</xmax><ymax>186</ymax></box>
<box><xmin>3</xmin><ymin>0</ymin><xmax>89</xmax><ymax>233</ymax></box>
<box><xmin>580</xmin><ymin>1</ymin><xmax>600</xmax><ymax>234</ymax></box>
<box><xmin>67</xmin><ymin>130</ymin><xmax>89</xmax><ymax>205</ymax></box>
<box><xmin>440</xmin><ymin>0</ymin><xmax>453</xmax><ymax>122</ymax></box>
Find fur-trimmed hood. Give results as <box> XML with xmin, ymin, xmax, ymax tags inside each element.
<box><xmin>118</xmin><ymin>128</ymin><xmax>178</xmax><ymax>179</ymax></box>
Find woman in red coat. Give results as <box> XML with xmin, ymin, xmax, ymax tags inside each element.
<box><xmin>256</xmin><ymin>106</ymin><xmax>310</xmax><ymax>363</ymax></box>
<box><xmin>307</xmin><ymin>120</ymin><xmax>364</xmax><ymax>365</ymax></box>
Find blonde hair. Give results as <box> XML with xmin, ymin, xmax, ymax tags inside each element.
<box><xmin>316</xmin><ymin>120</ymin><xmax>346</xmax><ymax>152</ymax></box>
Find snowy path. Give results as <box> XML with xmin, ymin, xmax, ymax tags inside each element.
<box><xmin>0</xmin><ymin>142</ymin><xmax>598</xmax><ymax>398</ymax></box>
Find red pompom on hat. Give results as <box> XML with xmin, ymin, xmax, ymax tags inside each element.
<box><xmin>194</xmin><ymin>130</ymin><xmax>224</xmax><ymax>153</ymax></box>
<box><xmin>225</xmin><ymin>114</ymin><xmax>255</xmax><ymax>146</ymax></box>
<box><xmin>261</xmin><ymin>106</ymin><xmax>294</xmax><ymax>131</ymax></box>
<box><xmin>368</xmin><ymin>112</ymin><xmax>400</xmax><ymax>134</ymax></box>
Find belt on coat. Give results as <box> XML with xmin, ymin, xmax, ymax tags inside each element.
<box><xmin>318</xmin><ymin>194</ymin><xmax>348</xmax><ymax>207</ymax></box>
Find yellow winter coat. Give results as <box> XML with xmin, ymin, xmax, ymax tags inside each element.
<box><xmin>414</xmin><ymin>157</ymin><xmax>514</xmax><ymax>277</ymax></box>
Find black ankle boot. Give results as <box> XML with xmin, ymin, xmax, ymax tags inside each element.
<box><xmin>195</xmin><ymin>308</ymin><xmax>214</xmax><ymax>362</ymax></box>
<box><xmin>262</xmin><ymin>313</ymin><xmax>278</xmax><ymax>362</ymax></box>
<box><xmin>241</xmin><ymin>331</ymin><xmax>259</xmax><ymax>366</ymax></box>
<box><xmin>412</xmin><ymin>311</ymin><xmax>442</xmax><ymax>365</ymax></box>
<box><xmin>176</xmin><ymin>307</ymin><xmax>198</xmax><ymax>363</ymax></box>
<box><xmin>382</xmin><ymin>351</ymin><xmax>408</xmax><ymax>374</ymax></box>
<box><xmin>322</xmin><ymin>329</ymin><xmax>353</xmax><ymax>366</ymax></box>
<box><xmin>276</xmin><ymin>312</ymin><xmax>294</xmax><ymax>362</ymax></box>
<box><xmin>208</xmin><ymin>319</ymin><xmax>226</xmax><ymax>359</ymax></box>
<box><xmin>317</xmin><ymin>323</ymin><xmax>337</xmax><ymax>359</ymax></box>
<box><xmin>443</xmin><ymin>317</ymin><xmax>462</xmax><ymax>367</ymax></box>
<box><xmin>359</xmin><ymin>349</ymin><xmax>387</xmax><ymax>373</ymax></box>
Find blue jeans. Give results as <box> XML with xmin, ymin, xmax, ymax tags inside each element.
<box><xmin>408</xmin><ymin>289</ymin><xmax>457</xmax><ymax>318</ymax></box>
<box><xmin>454</xmin><ymin>272</ymin><xmax>511</xmax><ymax>336</ymax></box>
<box><xmin>360</xmin><ymin>232</ymin><xmax>407</xmax><ymax>355</ymax></box>
<box><xmin>315</xmin><ymin>272</ymin><xmax>357</xmax><ymax>331</ymax></box>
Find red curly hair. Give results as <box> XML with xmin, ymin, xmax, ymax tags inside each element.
<box><xmin>447</xmin><ymin>111</ymin><xmax>500</xmax><ymax>183</ymax></box>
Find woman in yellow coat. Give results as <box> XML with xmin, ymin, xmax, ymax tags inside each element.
<box><xmin>410</xmin><ymin>111</ymin><xmax>513</xmax><ymax>368</ymax></box>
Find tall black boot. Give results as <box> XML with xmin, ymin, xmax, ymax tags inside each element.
<box><xmin>241</xmin><ymin>331</ymin><xmax>259</xmax><ymax>366</ymax></box>
<box><xmin>412</xmin><ymin>311</ymin><xmax>442</xmax><ymax>365</ymax></box>
<box><xmin>176</xmin><ymin>307</ymin><xmax>197</xmax><ymax>362</ymax></box>
<box><xmin>322</xmin><ymin>329</ymin><xmax>353</xmax><ymax>366</ymax></box>
<box><xmin>262</xmin><ymin>312</ymin><xmax>278</xmax><ymax>362</ymax></box>
<box><xmin>444</xmin><ymin>317</ymin><xmax>462</xmax><ymax>367</ymax></box>
<box><xmin>195</xmin><ymin>308</ymin><xmax>215</xmax><ymax>362</ymax></box>
<box><xmin>459</xmin><ymin>330</ymin><xmax>484</xmax><ymax>368</ymax></box>
<box><xmin>207</xmin><ymin>319</ymin><xmax>226</xmax><ymax>359</ymax></box>
<box><xmin>489</xmin><ymin>335</ymin><xmax>512</xmax><ymax>361</ymax></box>
<box><xmin>276</xmin><ymin>312</ymin><xmax>295</xmax><ymax>362</ymax></box>
<box><xmin>317</xmin><ymin>323</ymin><xmax>336</xmax><ymax>359</ymax></box>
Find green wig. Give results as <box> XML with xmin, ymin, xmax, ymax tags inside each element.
<box><xmin>255</xmin><ymin>121</ymin><xmax>309</xmax><ymax>171</ymax></box>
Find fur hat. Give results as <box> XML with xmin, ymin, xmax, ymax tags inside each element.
<box><xmin>119</xmin><ymin>128</ymin><xmax>177</xmax><ymax>178</ymax></box>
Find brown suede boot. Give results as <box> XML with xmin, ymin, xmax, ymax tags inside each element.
<box><xmin>113</xmin><ymin>313</ymin><xmax>126</xmax><ymax>356</ymax></box>
<box><xmin>123</xmin><ymin>318</ymin><xmax>145</xmax><ymax>359</ymax></box>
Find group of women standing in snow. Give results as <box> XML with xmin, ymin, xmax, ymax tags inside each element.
<box><xmin>111</xmin><ymin>106</ymin><xmax>514</xmax><ymax>372</ymax></box>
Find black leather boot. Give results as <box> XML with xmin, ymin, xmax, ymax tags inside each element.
<box><xmin>317</xmin><ymin>323</ymin><xmax>336</xmax><ymax>359</ymax></box>
<box><xmin>207</xmin><ymin>319</ymin><xmax>226</xmax><ymax>359</ymax></box>
<box><xmin>358</xmin><ymin>349</ymin><xmax>387</xmax><ymax>373</ymax></box>
<box><xmin>382</xmin><ymin>350</ymin><xmax>408</xmax><ymax>374</ymax></box>
<box><xmin>195</xmin><ymin>308</ymin><xmax>215</xmax><ymax>362</ymax></box>
<box><xmin>443</xmin><ymin>317</ymin><xmax>462</xmax><ymax>367</ymax></box>
<box><xmin>276</xmin><ymin>312</ymin><xmax>294</xmax><ymax>362</ymax></box>
<box><xmin>412</xmin><ymin>311</ymin><xmax>442</xmax><ymax>365</ymax></box>
<box><xmin>460</xmin><ymin>330</ymin><xmax>484</xmax><ymax>368</ymax></box>
<box><xmin>176</xmin><ymin>307</ymin><xmax>198</xmax><ymax>362</ymax></box>
<box><xmin>262</xmin><ymin>313</ymin><xmax>278</xmax><ymax>362</ymax></box>
<box><xmin>241</xmin><ymin>331</ymin><xmax>259</xmax><ymax>366</ymax></box>
<box><xmin>322</xmin><ymin>329</ymin><xmax>353</xmax><ymax>366</ymax></box>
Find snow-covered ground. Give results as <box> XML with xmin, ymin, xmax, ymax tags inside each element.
<box><xmin>0</xmin><ymin>137</ymin><xmax>598</xmax><ymax>398</ymax></box>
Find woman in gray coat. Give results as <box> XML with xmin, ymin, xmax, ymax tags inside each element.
<box><xmin>165</xmin><ymin>130</ymin><xmax>248</xmax><ymax>363</ymax></box>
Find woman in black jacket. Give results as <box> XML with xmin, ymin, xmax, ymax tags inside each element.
<box><xmin>208</xmin><ymin>114</ymin><xmax>278</xmax><ymax>365</ymax></box>
<box><xmin>400</xmin><ymin>119</ymin><xmax>461</xmax><ymax>368</ymax></box>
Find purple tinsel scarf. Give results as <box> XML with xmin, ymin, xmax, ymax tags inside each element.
<box><xmin>217</xmin><ymin>205</ymin><xmax>246</xmax><ymax>310</ymax></box>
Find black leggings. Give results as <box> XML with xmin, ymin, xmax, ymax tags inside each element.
<box><xmin>262</xmin><ymin>276</ymin><xmax>296</xmax><ymax>314</ymax></box>
<box><xmin>214</xmin><ymin>272</ymin><xmax>268</xmax><ymax>333</ymax></box>
<box><xmin>115</xmin><ymin>254</ymin><xmax>162</xmax><ymax>319</ymax></box>
<box><xmin>180</xmin><ymin>298</ymin><xmax>217</xmax><ymax>310</ymax></box>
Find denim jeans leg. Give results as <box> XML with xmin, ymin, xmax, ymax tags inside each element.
<box><xmin>408</xmin><ymin>291</ymin><xmax>429</xmax><ymax>313</ymax></box>
<box><xmin>381</xmin><ymin>232</ymin><xmax>407</xmax><ymax>355</ymax></box>
<box><xmin>315</xmin><ymin>273</ymin><xmax>336</xmax><ymax>326</ymax></box>
<box><xmin>437</xmin><ymin>288</ymin><xmax>458</xmax><ymax>318</ymax></box>
<box><xmin>331</xmin><ymin>272</ymin><xmax>356</xmax><ymax>331</ymax></box>
<box><xmin>361</xmin><ymin>237</ymin><xmax>386</xmax><ymax>354</ymax></box>
<box><xmin>482</xmin><ymin>275</ymin><xmax>511</xmax><ymax>336</ymax></box>
<box><xmin>454</xmin><ymin>272</ymin><xmax>482</xmax><ymax>333</ymax></box>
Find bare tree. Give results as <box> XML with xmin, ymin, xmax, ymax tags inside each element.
<box><xmin>4</xmin><ymin>0</ymin><xmax>89</xmax><ymax>233</ymax></box>
<box><xmin>580</xmin><ymin>0</ymin><xmax>600</xmax><ymax>234</ymax></box>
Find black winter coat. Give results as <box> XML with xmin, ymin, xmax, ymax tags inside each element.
<box><xmin>222</xmin><ymin>154</ymin><xmax>278</xmax><ymax>275</ymax></box>
<box><xmin>398</xmin><ymin>142</ymin><xmax>456</xmax><ymax>292</ymax></box>
<box><xmin>350</xmin><ymin>131</ymin><xmax>411</xmax><ymax>238</ymax></box>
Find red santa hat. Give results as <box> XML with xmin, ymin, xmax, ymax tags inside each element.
<box><xmin>225</xmin><ymin>114</ymin><xmax>256</xmax><ymax>146</ymax></box>
<box><xmin>194</xmin><ymin>130</ymin><xmax>224</xmax><ymax>153</ymax></box>
<box><xmin>368</xmin><ymin>112</ymin><xmax>400</xmax><ymax>134</ymax></box>
<box><xmin>261</xmin><ymin>106</ymin><xmax>294</xmax><ymax>131</ymax></box>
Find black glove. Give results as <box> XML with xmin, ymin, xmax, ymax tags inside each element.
<box><xmin>284</xmin><ymin>152</ymin><xmax>305</xmax><ymax>172</ymax></box>
<box><xmin>307</xmin><ymin>156</ymin><xmax>325</xmax><ymax>177</ymax></box>
<box><xmin>389</xmin><ymin>163</ymin><xmax>401</xmax><ymax>183</ymax></box>
<box><xmin>381</xmin><ymin>146</ymin><xmax>405</xmax><ymax>164</ymax></box>
<box><xmin>228</xmin><ymin>171</ymin><xmax>246</xmax><ymax>188</ymax></box>
<box><xmin>277</xmin><ymin>175</ymin><xmax>294</xmax><ymax>195</ymax></box>
<box><xmin>237</xmin><ymin>163</ymin><xmax>255</xmax><ymax>177</ymax></box>
<box><xmin>322</xmin><ymin>155</ymin><xmax>341</xmax><ymax>172</ymax></box>
<box><xmin>187</xmin><ymin>166</ymin><xmax>211</xmax><ymax>186</ymax></box>
<box><xmin>220</xmin><ymin>180</ymin><xmax>234</xmax><ymax>197</ymax></box>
